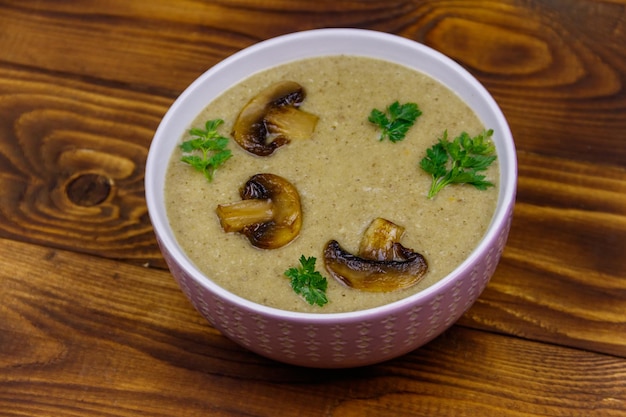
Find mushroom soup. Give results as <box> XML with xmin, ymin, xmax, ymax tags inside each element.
<box><xmin>164</xmin><ymin>55</ymin><xmax>499</xmax><ymax>313</ymax></box>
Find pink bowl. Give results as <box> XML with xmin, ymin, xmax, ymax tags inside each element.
<box><xmin>145</xmin><ymin>29</ymin><xmax>517</xmax><ymax>368</ymax></box>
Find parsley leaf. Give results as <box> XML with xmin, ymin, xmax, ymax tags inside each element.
<box><xmin>180</xmin><ymin>118</ymin><xmax>232</xmax><ymax>182</ymax></box>
<box><xmin>420</xmin><ymin>129</ymin><xmax>497</xmax><ymax>199</ymax></box>
<box><xmin>368</xmin><ymin>101</ymin><xmax>422</xmax><ymax>142</ymax></box>
<box><xmin>284</xmin><ymin>255</ymin><xmax>328</xmax><ymax>307</ymax></box>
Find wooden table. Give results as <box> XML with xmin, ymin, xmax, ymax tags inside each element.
<box><xmin>1</xmin><ymin>1</ymin><xmax>624</xmax><ymax>415</ymax></box>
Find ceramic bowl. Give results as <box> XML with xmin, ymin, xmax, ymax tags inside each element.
<box><xmin>145</xmin><ymin>28</ymin><xmax>517</xmax><ymax>368</ymax></box>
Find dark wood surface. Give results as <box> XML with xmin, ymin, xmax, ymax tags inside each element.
<box><xmin>1</xmin><ymin>1</ymin><xmax>625</xmax><ymax>415</ymax></box>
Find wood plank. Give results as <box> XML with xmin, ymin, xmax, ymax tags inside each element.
<box><xmin>0</xmin><ymin>1</ymin><xmax>248</xmax><ymax>95</ymax></box>
<box><xmin>1</xmin><ymin>238</ymin><xmax>625</xmax><ymax>416</ymax></box>
<box><xmin>0</xmin><ymin>0</ymin><xmax>397</xmax><ymax>93</ymax></box>
<box><xmin>0</xmin><ymin>66</ymin><xmax>167</xmax><ymax>266</ymax></box>
<box><xmin>459</xmin><ymin>151</ymin><xmax>626</xmax><ymax>356</ymax></box>
<box><xmin>1</xmin><ymin>0</ymin><xmax>625</xmax><ymax>415</ymax></box>
<box><xmin>1</xmin><ymin>1</ymin><xmax>624</xmax><ymax>166</ymax></box>
<box><xmin>421</xmin><ymin>0</ymin><xmax>626</xmax><ymax>167</ymax></box>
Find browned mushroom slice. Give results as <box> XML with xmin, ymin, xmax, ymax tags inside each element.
<box><xmin>216</xmin><ymin>173</ymin><xmax>302</xmax><ymax>249</ymax></box>
<box><xmin>215</xmin><ymin>199</ymin><xmax>273</xmax><ymax>233</ymax></box>
<box><xmin>358</xmin><ymin>217</ymin><xmax>407</xmax><ymax>261</ymax></box>
<box><xmin>265</xmin><ymin>105</ymin><xmax>319</xmax><ymax>142</ymax></box>
<box><xmin>232</xmin><ymin>81</ymin><xmax>318</xmax><ymax>156</ymax></box>
<box><xmin>323</xmin><ymin>240</ymin><xmax>428</xmax><ymax>292</ymax></box>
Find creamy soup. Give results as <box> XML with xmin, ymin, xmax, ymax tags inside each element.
<box><xmin>165</xmin><ymin>55</ymin><xmax>499</xmax><ymax>313</ymax></box>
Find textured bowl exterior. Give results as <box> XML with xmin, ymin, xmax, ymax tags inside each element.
<box><xmin>146</xmin><ymin>29</ymin><xmax>517</xmax><ymax>368</ymax></box>
<box><xmin>157</xmin><ymin>210</ymin><xmax>512</xmax><ymax>367</ymax></box>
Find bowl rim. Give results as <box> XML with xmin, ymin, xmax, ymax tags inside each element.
<box><xmin>146</xmin><ymin>28</ymin><xmax>517</xmax><ymax>323</ymax></box>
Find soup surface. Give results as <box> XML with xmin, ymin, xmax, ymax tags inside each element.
<box><xmin>165</xmin><ymin>55</ymin><xmax>499</xmax><ymax>313</ymax></box>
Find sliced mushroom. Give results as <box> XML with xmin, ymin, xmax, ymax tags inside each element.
<box><xmin>324</xmin><ymin>241</ymin><xmax>427</xmax><ymax>292</ymax></box>
<box><xmin>323</xmin><ymin>218</ymin><xmax>428</xmax><ymax>292</ymax></box>
<box><xmin>214</xmin><ymin>199</ymin><xmax>274</xmax><ymax>233</ymax></box>
<box><xmin>265</xmin><ymin>105</ymin><xmax>319</xmax><ymax>142</ymax></box>
<box><xmin>216</xmin><ymin>173</ymin><xmax>302</xmax><ymax>249</ymax></box>
<box><xmin>358</xmin><ymin>217</ymin><xmax>406</xmax><ymax>261</ymax></box>
<box><xmin>232</xmin><ymin>81</ymin><xmax>319</xmax><ymax>156</ymax></box>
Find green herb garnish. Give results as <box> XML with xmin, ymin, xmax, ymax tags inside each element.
<box><xmin>420</xmin><ymin>129</ymin><xmax>497</xmax><ymax>199</ymax></box>
<box><xmin>368</xmin><ymin>101</ymin><xmax>422</xmax><ymax>142</ymax></box>
<box><xmin>285</xmin><ymin>255</ymin><xmax>328</xmax><ymax>307</ymax></box>
<box><xmin>180</xmin><ymin>118</ymin><xmax>232</xmax><ymax>182</ymax></box>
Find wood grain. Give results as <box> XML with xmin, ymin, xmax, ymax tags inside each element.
<box><xmin>1</xmin><ymin>0</ymin><xmax>626</xmax><ymax>415</ymax></box>
<box><xmin>1</xmin><ymin>238</ymin><xmax>625</xmax><ymax>416</ymax></box>
<box><xmin>459</xmin><ymin>151</ymin><xmax>626</xmax><ymax>357</ymax></box>
<box><xmin>0</xmin><ymin>0</ymin><xmax>404</xmax><ymax>93</ymax></box>
<box><xmin>1</xmin><ymin>2</ymin><xmax>624</xmax><ymax>355</ymax></box>
<box><xmin>419</xmin><ymin>1</ymin><xmax>626</xmax><ymax>167</ymax></box>
<box><xmin>0</xmin><ymin>66</ymin><xmax>167</xmax><ymax>265</ymax></box>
